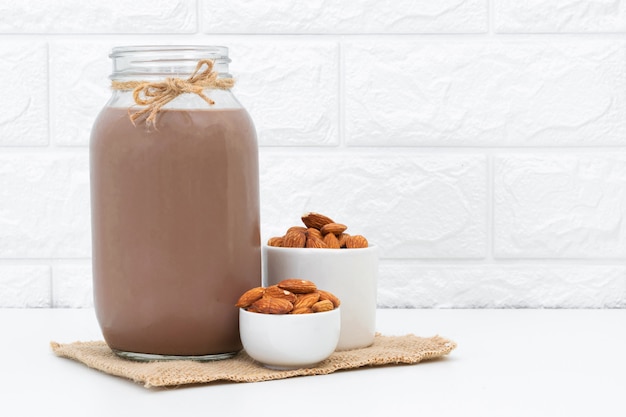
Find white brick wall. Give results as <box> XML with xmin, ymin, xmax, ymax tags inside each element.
<box><xmin>0</xmin><ymin>1</ymin><xmax>625</xmax><ymax>308</ymax></box>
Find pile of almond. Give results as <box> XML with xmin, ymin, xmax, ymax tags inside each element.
<box><xmin>267</xmin><ymin>212</ymin><xmax>368</xmax><ymax>249</ymax></box>
<box><xmin>236</xmin><ymin>279</ymin><xmax>340</xmax><ymax>315</ymax></box>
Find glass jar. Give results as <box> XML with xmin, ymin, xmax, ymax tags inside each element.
<box><xmin>90</xmin><ymin>46</ymin><xmax>261</xmax><ymax>361</ymax></box>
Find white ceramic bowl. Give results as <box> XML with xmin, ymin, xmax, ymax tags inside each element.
<box><xmin>239</xmin><ymin>307</ymin><xmax>341</xmax><ymax>369</ymax></box>
<box><xmin>264</xmin><ymin>244</ymin><xmax>378</xmax><ymax>350</ymax></box>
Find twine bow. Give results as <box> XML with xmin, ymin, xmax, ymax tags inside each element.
<box><xmin>111</xmin><ymin>59</ymin><xmax>235</xmax><ymax>126</ymax></box>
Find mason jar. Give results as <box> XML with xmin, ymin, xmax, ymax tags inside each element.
<box><xmin>90</xmin><ymin>46</ymin><xmax>261</xmax><ymax>361</ymax></box>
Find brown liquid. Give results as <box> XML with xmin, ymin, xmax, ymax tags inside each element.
<box><xmin>90</xmin><ymin>107</ymin><xmax>260</xmax><ymax>356</ymax></box>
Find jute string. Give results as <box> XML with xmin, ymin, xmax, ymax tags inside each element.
<box><xmin>111</xmin><ymin>59</ymin><xmax>235</xmax><ymax>126</ymax></box>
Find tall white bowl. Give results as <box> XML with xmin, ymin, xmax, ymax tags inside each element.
<box><xmin>264</xmin><ymin>245</ymin><xmax>378</xmax><ymax>350</ymax></box>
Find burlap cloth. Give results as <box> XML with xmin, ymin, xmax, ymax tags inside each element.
<box><xmin>50</xmin><ymin>334</ymin><xmax>455</xmax><ymax>388</ymax></box>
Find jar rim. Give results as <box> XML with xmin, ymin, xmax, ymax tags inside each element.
<box><xmin>109</xmin><ymin>45</ymin><xmax>232</xmax><ymax>80</ymax></box>
<box><xmin>110</xmin><ymin>45</ymin><xmax>230</xmax><ymax>61</ymax></box>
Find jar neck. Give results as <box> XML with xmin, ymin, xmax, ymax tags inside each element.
<box><xmin>109</xmin><ymin>45</ymin><xmax>231</xmax><ymax>81</ymax></box>
<box><xmin>106</xmin><ymin>46</ymin><xmax>242</xmax><ymax>111</ymax></box>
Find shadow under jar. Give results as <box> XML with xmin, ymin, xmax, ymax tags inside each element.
<box><xmin>90</xmin><ymin>46</ymin><xmax>261</xmax><ymax>361</ymax></box>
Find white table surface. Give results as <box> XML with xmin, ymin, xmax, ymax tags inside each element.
<box><xmin>1</xmin><ymin>308</ymin><xmax>624</xmax><ymax>417</ymax></box>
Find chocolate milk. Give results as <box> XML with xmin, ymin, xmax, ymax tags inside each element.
<box><xmin>90</xmin><ymin>107</ymin><xmax>261</xmax><ymax>357</ymax></box>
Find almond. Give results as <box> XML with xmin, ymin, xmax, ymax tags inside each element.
<box><xmin>235</xmin><ymin>286</ymin><xmax>265</xmax><ymax>308</ymax></box>
<box><xmin>286</xmin><ymin>226</ymin><xmax>307</xmax><ymax>234</ymax></box>
<box><xmin>337</xmin><ymin>233</ymin><xmax>350</xmax><ymax>248</ymax></box>
<box><xmin>306</xmin><ymin>235</ymin><xmax>327</xmax><ymax>248</ymax></box>
<box><xmin>263</xmin><ymin>285</ymin><xmax>297</xmax><ymax>303</ymax></box>
<box><xmin>293</xmin><ymin>292</ymin><xmax>321</xmax><ymax>309</ymax></box>
<box><xmin>306</xmin><ymin>227</ymin><xmax>323</xmax><ymax>240</ymax></box>
<box><xmin>277</xmin><ymin>278</ymin><xmax>317</xmax><ymax>294</ymax></box>
<box><xmin>290</xmin><ymin>307</ymin><xmax>314</xmax><ymax>314</ymax></box>
<box><xmin>301</xmin><ymin>212</ymin><xmax>334</xmax><ymax>230</ymax></box>
<box><xmin>320</xmin><ymin>222</ymin><xmax>348</xmax><ymax>236</ymax></box>
<box><xmin>249</xmin><ymin>297</ymin><xmax>293</xmax><ymax>314</ymax></box>
<box><xmin>323</xmin><ymin>232</ymin><xmax>341</xmax><ymax>249</ymax></box>
<box><xmin>318</xmin><ymin>289</ymin><xmax>341</xmax><ymax>308</ymax></box>
<box><xmin>283</xmin><ymin>230</ymin><xmax>306</xmax><ymax>248</ymax></box>
<box><xmin>345</xmin><ymin>234</ymin><xmax>368</xmax><ymax>248</ymax></box>
<box><xmin>311</xmin><ymin>299</ymin><xmax>334</xmax><ymax>313</ymax></box>
<box><xmin>267</xmin><ymin>236</ymin><xmax>284</xmax><ymax>247</ymax></box>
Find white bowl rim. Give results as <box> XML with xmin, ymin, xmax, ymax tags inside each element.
<box><xmin>263</xmin><ymin>244</ymin><xmax>377</xmax><ymax>252</ymax></box>
<box><xmin>239</xmin><ymin>306</ymin><xmax>340</xmax><ymax>318</ymax></box>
